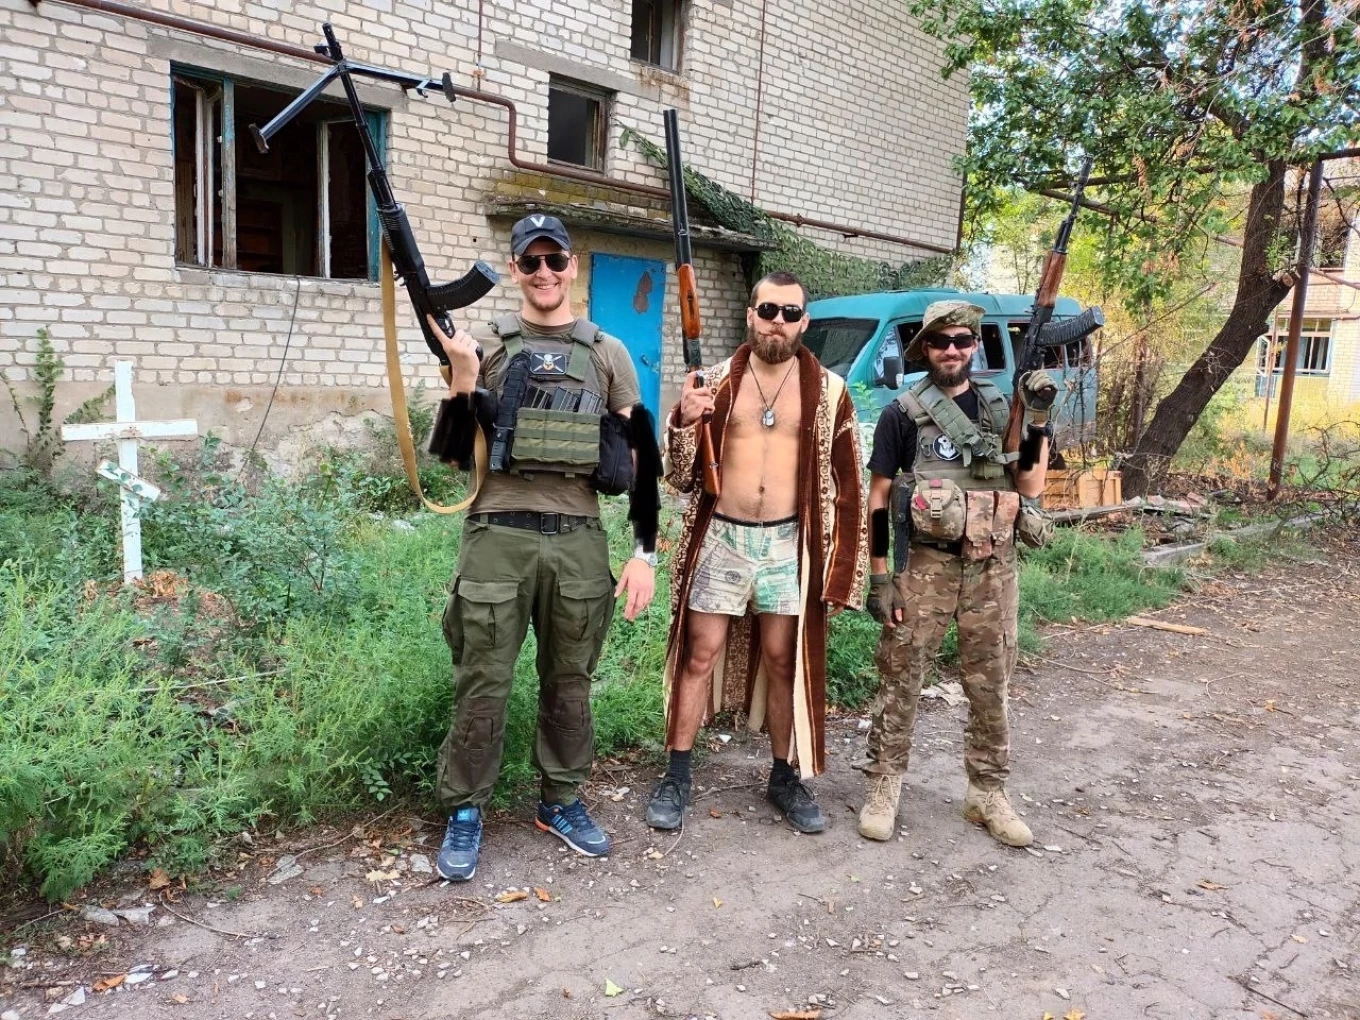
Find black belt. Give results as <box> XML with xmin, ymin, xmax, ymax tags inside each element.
<box><xmin>912</xmin><ymin>539</ymin><xmax>964</xmax><ymax>556</ymax></box>
<box><xmin>472</xmin><ymin>511</ymin><xmax>591</xmax><ymax>535</ymax></box>
<box><xmin>713</xmin><ymin>511</ymin><xmax>799</xmax><ymax>527</ymax></box>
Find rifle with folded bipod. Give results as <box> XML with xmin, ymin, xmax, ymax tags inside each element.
<box><xmin>249</xmin><ymin>23</ymin><xmax>497</xmax><ymax>379</ymax></box>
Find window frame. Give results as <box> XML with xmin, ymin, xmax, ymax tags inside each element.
<box><xmin>630</xmin><ymin>0</ymin><xmax>684</xmax><ymax>71</ymax></box>
<box><xmin>170</xmin><ymin>65</ymin><xmax>385</xmax><ymax>281</ymax></box>
<box><xmin>1258</xmin><ymin>318</ymin><xmax>1334</xmax><ymax>378</ymax></box>
<box><xmin>546</xmin><ymin>76</ymin><xmax>611</xmax><ymax>172</ymax></box>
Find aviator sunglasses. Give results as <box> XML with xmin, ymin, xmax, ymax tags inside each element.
<box><xmin>754</xmin><ymin>302</ymin><xmax>806</xmax><ymax>322</ymax></box>
<box><xmin>515</xmin><ymin>251</ymin><xmax>572</xmax><ymax>274</ymax></box>
<box><xmin>923</xmin><ymin>332</ymin><xmax>978</xmax><ymax>351</ymax></box>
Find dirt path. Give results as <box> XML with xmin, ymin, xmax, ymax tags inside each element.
<box><xmin>4</xmin><ymin>548</ymin><xmax>1359</xmax><ymax>1020</ymax></box>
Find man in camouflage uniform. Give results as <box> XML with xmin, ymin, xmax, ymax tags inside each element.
<box><xmin>425</xmin><ymin>215</ymin><xmax>660</xmax><ymax>880</ymax></box>
<box><xmin>859</xmin><ymin>300</ymin><xmax>1056</xmax><ymax>847</ymax></box>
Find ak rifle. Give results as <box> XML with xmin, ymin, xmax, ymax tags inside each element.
<box><xmin>250</xmin><ymin>24</ymin><xmax>497</xmax><ymax>378</ymax></box>
<box><xmin>1003</xmin><ymin>157</ymin><xmax>1099</xmax><ymax>472</ymax></box>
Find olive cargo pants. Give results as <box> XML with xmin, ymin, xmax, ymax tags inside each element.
<box><xmin>435</xmin><ymin>517</ymin><xmax>616</xmax><ymax>809</ymax></box>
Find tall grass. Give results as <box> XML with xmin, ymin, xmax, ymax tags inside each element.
<box><xmin>0</xmin><ymin>455</ymin><xmax>1263</xmax><ymax>901</ymax></box>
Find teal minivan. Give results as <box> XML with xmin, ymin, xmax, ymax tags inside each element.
<box><xmin>803</xmin><ymin>289</ymin><xmax>1100</xmax><ymax>454</ymax></box>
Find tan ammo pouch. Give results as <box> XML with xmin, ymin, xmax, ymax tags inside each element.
<box><xmin>1016</xmin><ymin>500</ymin><xmax>1055</xmax><ymax>549</ymax></box>
<box><xmin>510</xmin><ymin>407</ymin><xmax>602</xmax><ymax>477</ymax></box>
<box><xmin>910</xmin><ymin>478</ymin><xmax>966</xmax><ymax>542</ymax></box>
<box><xmin>962</xmin><ymin>490</ymin><xmax>1021</xmax><ymax>562</ymax></box>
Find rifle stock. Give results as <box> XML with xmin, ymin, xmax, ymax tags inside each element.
<box><xmin>664</xmin><ymin>109</ymin><xmax>720</xmax><ymax>498</ymax></box>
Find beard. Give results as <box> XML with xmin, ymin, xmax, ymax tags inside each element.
<box><xmin>748</xmin><ymin>325</ymin><xmax>801</xmax><ymax>365</ymax></box>
<box><xmin>928</xmin><ymin>358</ymin><xmax>972</xmax><ymax>388</ymax></box>
<box><xmin>524</xmin><ymin>286</ymin><xmax>567</xmax><ymax>315</ymax></box>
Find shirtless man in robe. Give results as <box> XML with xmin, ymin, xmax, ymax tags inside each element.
<box><xmin>646</xmin><ymin>270</ymin><xmax>868</xmax><ymax>833</ymax></box>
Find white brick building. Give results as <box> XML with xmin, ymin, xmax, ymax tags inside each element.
<box><xmin>0</xmin><ymin>0</ymin><xmax>967</xmax><ymax>458</ymax></box>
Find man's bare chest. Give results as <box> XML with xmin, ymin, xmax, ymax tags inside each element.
<box><xmin>728</xmin><ymin>370</ymin><xmax>802</xmax><ymax>438</ymax></box>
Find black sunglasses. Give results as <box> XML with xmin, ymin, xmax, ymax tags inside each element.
<box><xmin>516</xmin><ymin>252</ymin><xmax>571</xmax><ymax>274</ymax></box>
<box><xmin>754</xmin><ymin>302</ymin><xmax>806</xmax><ymax>322</ymax></box>
<box><xmin>923</xmin><ymin>333</ymin><xmax>978</xmax><ymax>351</ymax></box>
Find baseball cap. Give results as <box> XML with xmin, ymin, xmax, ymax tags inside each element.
<box><xmin>510</xmin><ymin>213</ymin><xmax>572</xmax><ymax>256</ymax></box>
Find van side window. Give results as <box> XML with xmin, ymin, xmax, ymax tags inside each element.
<box><xmin>978</xmin><ymin>323</ymin><xmax>1006</xmax><ymax>372</ymax></box>
<box><xmin>1065</xmin><ymin>338</ymin><xmax>1093</xmax><ymax>367</ymax></box>
<box><xmin>898</xmin><ymin>321</ymin><xmax>925</xmax><ymax>373</ymax></box>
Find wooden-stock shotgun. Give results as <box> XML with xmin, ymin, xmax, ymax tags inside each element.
<box><xmin>1003</xmin><ymin>157</ymin><xmax>1094</xmax><ymax>472</ymax></box>
<box><xmin>663</xmin><ymin>108</ymin><xmax>721</xmax><ymax>498</ymax></box>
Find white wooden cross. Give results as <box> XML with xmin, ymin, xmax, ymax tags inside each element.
<box><xmin>61</xmin><ymin>360</ymin><xmax>199</xmax><ymax>583</ymax></box>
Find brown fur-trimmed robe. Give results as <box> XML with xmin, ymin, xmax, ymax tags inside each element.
<box><xmin>662</xmin><ymin>344</ymin><xmax>869</xmax><ymax>778</ymax></box>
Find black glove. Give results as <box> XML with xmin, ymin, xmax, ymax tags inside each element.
<box><xmin>867</xmin><ymin>573</ymin><xmax>899</xmax><ymax>625</ymax></box>
<box><xmin>1019</xmin><ymin>369</ymin><xmax>1058</xmax><ymax>413</ymax></box>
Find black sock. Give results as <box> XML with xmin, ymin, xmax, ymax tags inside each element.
<box><xmin>667</xmin><ymin>749</ymin><xmax>692</xmax><ymax>782</ymax></box>
<box><xmin>771</xmin><ymin>757</ymin><xmax>796</xmax><ymax>782</ymax></box>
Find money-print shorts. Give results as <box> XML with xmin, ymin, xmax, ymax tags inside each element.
<box><xmin>687</xmin><ymin>513</ymin><xmax>800</xmax><ymax>617</ymax></box>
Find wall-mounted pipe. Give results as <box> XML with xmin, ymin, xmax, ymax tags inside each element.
<box><xmin>32</xmin><ymin>0</ymin><xmax>955</xmax><ymax>255</ymax></box>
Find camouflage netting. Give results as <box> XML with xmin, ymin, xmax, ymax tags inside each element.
<box><xmin>620</xmin><ymin>126</ymin><xmax>954</xmax><ymax>300</ymax></box>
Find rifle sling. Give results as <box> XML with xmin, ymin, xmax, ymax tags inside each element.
<box><xmin>382</xmin><ymin>241</ymin><xmax>487</xmax><ymax>514</ymax></box>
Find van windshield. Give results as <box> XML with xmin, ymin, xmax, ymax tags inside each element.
<box><xmin>801</xmin><ymin>317</ymin><xmax>880</xmax><ymax>374</ymax></box>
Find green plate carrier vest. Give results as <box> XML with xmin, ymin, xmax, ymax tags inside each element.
<box><xmin>493</xmin><ymin>314</ymin><xmax>607</xmax><ymax>479</ymax></box>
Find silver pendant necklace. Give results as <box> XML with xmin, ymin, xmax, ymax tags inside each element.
<box><xmin>751</xmin><ymin>359</ymin><xmax>796</xmax><ymax>428</ymax></box>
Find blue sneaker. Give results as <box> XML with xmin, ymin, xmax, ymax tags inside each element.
<box><xmin>437</xmin><ymin>806</ymin><xmax>482</xmax><ymax>881</ymax></box>
<box><xmin>535</xmin><ymin>800</ymin><xmax>611</xmax><ymax>857</ymax></box>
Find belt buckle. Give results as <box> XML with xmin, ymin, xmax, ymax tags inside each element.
<box><xmin>540</xmin><ymin>512</ymin><xmax>560</xmax><ymax>535</ymax></box>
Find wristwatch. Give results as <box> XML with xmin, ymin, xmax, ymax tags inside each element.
<box><xmin>632</xmin><ymin>545</ymin><xmax>658</xmax><ymax>568</ymax></box>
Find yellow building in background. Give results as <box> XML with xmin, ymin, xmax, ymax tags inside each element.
<box><xmin>1248</xmin><ymin>157</ymin><xmax>1360</xmax><ymax>435</ymax></box>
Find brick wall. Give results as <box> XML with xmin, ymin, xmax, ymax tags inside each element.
<box><xmin>0</xmin><ymin>0</ymin><xmax>967</xmax><ymax>455</ymax></box>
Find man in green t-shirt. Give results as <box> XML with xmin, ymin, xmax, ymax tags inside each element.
<box><xmin>424</xmin><ymin>215</ymin><xmax>660</xmax><ymax>881</ymax></box>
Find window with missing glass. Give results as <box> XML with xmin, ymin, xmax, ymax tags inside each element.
<box><xmin>171</xmin><ymin>68</ymin><xmax>381</xmax><ymax>279</ymax></box>
<box><xmin>547</xmin><ymin>78</ymin><xmax>610</xmax><ymax>171</ymax></box>
<box><xmin>631</xmin><ymin>0</ymin><xmax>683</xmax><ymax>70</ymax></box>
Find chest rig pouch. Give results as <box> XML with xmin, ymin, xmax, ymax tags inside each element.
<box><xmin>492</xmin><ymin>315</ymin><xmax>633</xmax><ymax>494</ymax></box>
<box><xmin>893</xmin><ymin>379</ymin><xmax>1026</xmax><ymax>561</ymax></box>
<box><xmin>898</xmin><ymin>379</ymin><xmax>1015</xmax><ymax>482</ymax></box>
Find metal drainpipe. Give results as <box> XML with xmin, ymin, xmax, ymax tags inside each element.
<box><xmin>749</xmin><ymin>0</ymin><xmax>768</xmax><ymax>203</ymax></box>
<box><xmin>31</xmin><ymin>0</ymin><xmax>954</xmax><ymax>255</ymax></box>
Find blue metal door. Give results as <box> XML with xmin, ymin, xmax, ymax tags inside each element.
<box><xmin>589</xmin><ymin>253</ymin><xmax>664</xmax><ymax>423</ymax></box>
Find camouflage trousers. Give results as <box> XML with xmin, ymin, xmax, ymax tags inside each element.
<box><xmin>866</xmin><ymin>544</ymin><xmax>1018</xmax><ymax>789</ymax></box>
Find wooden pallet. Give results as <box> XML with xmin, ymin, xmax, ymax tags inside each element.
<box><xmin>1042</xmin><ymin>468</ymin><xmax>1122</xmax><ymax>509</ymax></box>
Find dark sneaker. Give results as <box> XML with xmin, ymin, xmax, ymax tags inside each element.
<box><xmin>644</xmin><ymin>775</ymin><xmax>692</xmax><ymax>830</ymax></box>
<box><xmin>535</xmin><ymin>800</ymin><xmax>612</xmax><ymax>857</ymax></box>
<box><xmin>767</xmin><ymin>772</ymin><xmax>827</xmax><ymax>833</ymax></box>
<box><xmin>437</xmin><ymin>806</ymin><xmax>482</xmax><ymax>882</ymax></box>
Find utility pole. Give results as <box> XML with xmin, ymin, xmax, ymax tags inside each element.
<box><xmin>1267</xmin><ymin>160</ymin><xmax>1324</xmax><ymax>500</ymax></box>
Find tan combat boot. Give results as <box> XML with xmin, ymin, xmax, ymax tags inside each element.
<box><xmin>963</xmin><ymin>782</ymin><xmax>1033</xmax><ymax>847</ymax></box>
<box><xmin>857</xmin><ymin>774</ymin><xmax>902</xmax><ymax>842</ymax></box>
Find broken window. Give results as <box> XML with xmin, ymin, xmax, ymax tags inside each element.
<box><xmin>547</xmin><ymin>77</ymin><xmax>609</xmax><ymax>171</ymax></box>
<box><xmin>631</xmin><ymin>0</ymin><xmax>683</xmax><ymax>70</ymax></box>
<box><xmin>172</xmin><ymin>69</ymin><xmax>380</xmax><ymax>279</ymax></box>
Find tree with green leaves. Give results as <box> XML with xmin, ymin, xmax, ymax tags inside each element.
<box><xmin>910</xmin><ymin>0</ymin><xmax>1360</xmax><ymax>494</ymax></box>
